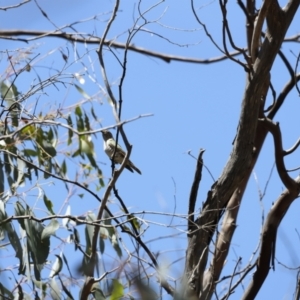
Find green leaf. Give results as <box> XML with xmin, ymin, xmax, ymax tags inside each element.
<box><xmin>48</xmin><ymin>128</ymin><xmax>54</xmax><ymax>141</ymax></box>
<box><xmin>92</xmin><ymin>287</ymin><xmax>105</xmax><ymax>300</ymax></box>
<box><xmin>0</xmin><ymin>282</ymin><xmax>13</xmax><ymax>299</ymax></box>
<box><xmin>49</xmin><ymin>278</ymin><xmax>61</xmax><ymax>300</ymax></box>
<box><xmin>74</xmin><ymin>84</ymin><xmax>90</xmax><ymax>100</ymax></box>
<box><xmin>62</xmin><ymin>253</ymin><xmax>73</xmax><ymax>278</ymax></box>
<box><xmin>80</xmin><ymin>213</ymin><xmax>97</xmax><ymax>276</ymax></box>
<box><xmin>14</xmin><ymin>201</ymin><xmax>26</xmax><ymax>230</ymax></box>
<box><xmin>91</xmin><ymin>107</ymin><xmax>98</xmax><ymax>122</ymax></box>
<box><xmin>24</xmin><ymin>149</ymin><xmax>38</xmax><ymax>156</ymax></box>
<box><xmin>12</xmin><ymin>158</ymin><xmax>26</xmax><ymax>190</ymax></box>
<box><xmin>76</xmin><ymin>114</ymin><xmax>84</xmax><ymax>132</ymax></box>
<box><xmin>3</xmin><ymin>152</ymin><xmax>12</xmax><ymax>175</ymax></box>
<box><xmin>128</xmin><ymin>214</ymin><xmax>141</xmax><ymax>231</ymax></box>
<box><xmin>73</xmin><ymin>227</ymin><xmax>80</xmax><ymax>251</ymax></box>
<box><xmin>61</xmin><ymin>159</ymin><xmax>67</xmax><ymax>175</ymax></box>
<box><xmin>97</xmin><ymin>169</ymin><xmax>105</xmax><ymax>189</ymax></box>
<box><xmin>75</xmin><ymin>106</ymin><xmax>82</xmax><ymax>117</ymax></box>
<box><xmin>0</xmin><ymin>201</ymin><xmax>24</xmax><ymax>274</ymax></box>
<box><xmin>20</xmin><ymin>124</ymin><xmax>36</xmax><ymax>139</ymax></box>
<box><xmin>1</xmin><ymin>80</ymin><xmax>20</xmax><ymax>127</ymax></box>
<box><xmin>0</xmin><ymin>80</ymin><xmax>19</xmax><ymax>100</ymax></box>
<box><xmin>7</xmin><ymin>175</ymin><xmax>15</xmax><ymax>193</ymax></box>
<box><xmin>50</xmin><ymin>255</ymin><xmax>63</xmax><ymax>278</ymax></box>
<box><xmin>86</xmin><ymin>153</ymin><xmax>97</xmax><ymax>168</ymax></box>
<box><xmin>57</xmin><ymin>274</ymin><xmax>75</xmax><ymax>299</ymax></box>
<box><xmin>99</xmin><ymin>227</ymin><xmax>108</xmax><ymax>240</ymax></box>
<box><xmin>42</xmin><ymin>140</ymin><xmax>57</xmax><ymax>157</ymax></box>
<box><xmin>85</xmin><ymin>212</ymin><xmax>96</xmax><ymax>255</ymax></box>
<box><xmin>0</xmin><ymin>160</ymin><xmax>4</xmax><ymax>195</ymax></box>
<box><xmin>99</xmin><ymin>237</ymin><xmax>105</xmax><ymax>254</ymax></box>
<box><xmin>62</xmin><ymin>205</ymin><xmax>71</xmax><ymax>228</ymax></box>
<box><xmin>110</xmin><ymin>233</ymin><xmax>122</xmax><ymax>258</ymax></box>
<box><xmin>43</xmin><ymin>194</ymin><xmax>55</xmax><ymax>215</ymax></box>
<box><xmin>32</xmin><ymin>279</ymin><xmax>47</xmax><ymax>291</ymax></box>
<box><xmin>41</xmin><ymin>219</ymin><xmax>59</xmax><ymax>240</ymax></box>
<box><xmin>84</xmin><ymin>113</ymin><xmax>91</xmax><ymax>131</ymax></box>
<box><xmin>110</xmin><ymin>279</ymin><xmax>124</xmax><ymax>300</ymax></box>
<box><xmin>44</xmin><ymin>160</ymin><xmax>52</xmax><ymax>179</ymax></box>
<box><xmin>15</xmin><ymin>202</ymin><xmax>50</xmax><ymax>280</ymax></box>
<box><xmin>67</xmin><ymin>115</ymin><xmax>73</xmax><ymax>145</ymax></box>
<box><xmin>71</xmin><ymin>149</ymin><xmax>81</xmax><ymax>158</ymax></box>
<box><xmin>103</xmin><ymin>211</ymin><xmax>111</xmax><ymax>226</ymax></box>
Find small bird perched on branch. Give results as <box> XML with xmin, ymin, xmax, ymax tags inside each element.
<box><xmin>101</xmin><ymin>130</ymin><xmax>142</xmax><ymax>175</ymax></box>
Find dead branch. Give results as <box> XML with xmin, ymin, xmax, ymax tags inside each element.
<box><xmin>0</xmin><ymin>29</ymin><xmax>243</xmax><ymax>64</ymax></box>
<box><xmin>188</xmin><ymin>148</ymin><xmax>205</xmax><ymax>232</ymax></box>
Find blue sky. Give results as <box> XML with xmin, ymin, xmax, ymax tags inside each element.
<box><xmin>1</xmin><ymin>0</ymin><xmax>300</xmax><ymax>299</ymax></box>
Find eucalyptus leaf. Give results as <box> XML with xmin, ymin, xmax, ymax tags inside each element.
<box><xmin>74</xmin><ymin>84</ymin><xmax>90</xmax><ymax>100</ymax></box>
<box><xmin>42</xmin><ymin>219</ymin><xmax>59</xmax><ymax>240</ymax></box>
<box><xmin>43</xmin><ymin>194</ymin><xmax>55</xmax><ymax>215</ymax></box>
<box><xmin>110</xmin><ymin>279</ymin><xmax>124</xmax><ymax>300</ymax></box>
<box><xmin>49</xmin><ymin>255</ymin><xmax>63</xmax><ymax>278</ymax></box>
<box><xmin>49</xmin><ymin>278</ymin><xmax>61</xmax><ymax>300</ymax></box>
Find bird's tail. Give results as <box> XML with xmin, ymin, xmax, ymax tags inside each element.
<box><xmin>129</xmin><ymin>161</ymin><xmax>142</xmax><ymax>175</ymax></box>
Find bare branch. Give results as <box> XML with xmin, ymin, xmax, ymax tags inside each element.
<box><xmin>242</xmin><ymin>176</ymin><xmax>300</xmax><ymax>300</ymax></box>
<box><xmin>201</xmin><ymin>181</ymin><xmax>246</xmax><ymax>299</ymax></box>
<box><xmin>0</xmin><ymin>0</ymin><xmax>30</xmax><ymax>10</ymax></box>
<box><xmin>224</xmin><ymin>257</ymin><xmax>242</xmax><ymax>300</ymax></box>
<box><xmin>268</xmin><ymin>73</ymin><xmax>300</xmax><ymax>119</ymax></box>
<box><xmin>190</xmin><ymin>0</ymin><xmax>224</xmax><ymax>54</ymax></box>
<box><xmin>250</xmin><ymin>0</ymin><xmax>271</xmax><ymax>61</ymax></box>
<box><xmin>188</xmin><ymin>148</ymin><xmax>205</xmax><ymax>232</ymax></box>
<box><xmin>294</xmin><ymin>51</ymin><xmax>300</xmax><ymax>95</ymax></box>
<box><xmin>284</xmin><ymin>34</ymin><xmax>300</xmax><ymax>42</ymax></box>
<box><xmin>219</xmin><ymin>0</ymin><xmax>249</xmax><ymax>69</ymax></box>
<box><xmin>0</xmin><ymin>114</ymin><xmax>153</xmax><ymax>142</ymax></box>
<box><xmin>96</xmin><ymin>0</ymin><xmax>120</xmax><ymax>109</ymax></box>
<box><xmin>284</xmin><ymin>137</ymin><xmax>300</xmax><ymax>155</ymax></box>
<box><xmin>0</xmin><ymin>29</ymin><xmax>243</xmax><ymax>64</ymax></box>
<box><xmin>259</xmin><ymin>118</ymin><xmax>298</xmax><ymax>191</ymax></box>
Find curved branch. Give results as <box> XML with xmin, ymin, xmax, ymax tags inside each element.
<box><xmin>278</xmin><ymin>49</ymin><xmax>295</xmax><ymax>78</ymax></box>
<box><xmin>268</xmin><ymin>73</ymin><xmax>300</xmax><ymax>119</ymax></box>
<box><xmin>284</xmin><ymin>137</ymin><xmax>300</xmax><ymax>155</ymax></box>
<box><xmin>219</xmin><ymin>0</ymin><xmax>249</xmax><ymax>69</ymax></box>
<box><xmin>259</xmin><ymin>118</ymin><xmax>298</xmax><ymax>191</ymax></box>
<box><xmin>190</xmin><ymin>0</ymin><xmax>224</xmax><ymax>55</ymax></box>
<box><xmin>242</xmin><ymin>175</ymin><xmax>300</xmax><ymax>300</ymax></box>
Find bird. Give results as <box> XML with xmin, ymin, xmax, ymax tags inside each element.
<box><xmin>101</xmin><ymin>130</ymin><xmax>142</xmax><ymax>175</ymax></box>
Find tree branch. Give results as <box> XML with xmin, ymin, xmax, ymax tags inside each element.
<box><xmin>0</xmin><ymin>29</ymin><xmax>243</xmax><ymax>64</ymax></box>
<box><xmin>242</xmin><ymin>176</ymin><xmax>300</xmax><ymax>300</ymax></box>
<box><xmin>188</xmin><ymin>148</ymin><xmax>205</xmax><ymax>232</ymax></box>
<box><xmin>184</xmin><ymin>0</ymin><xmax>300</xmax><ymax>297</ymax></box>
<box><xmin>259</xmin><ymin>118</ymin><xmax>298</xmax><ymax>191</ymax></box>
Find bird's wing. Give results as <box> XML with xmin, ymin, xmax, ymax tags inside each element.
<box><xmin>107</xmin><ymin>139</ymin><xmax>126</xmax><ymax>156</ymax></box>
